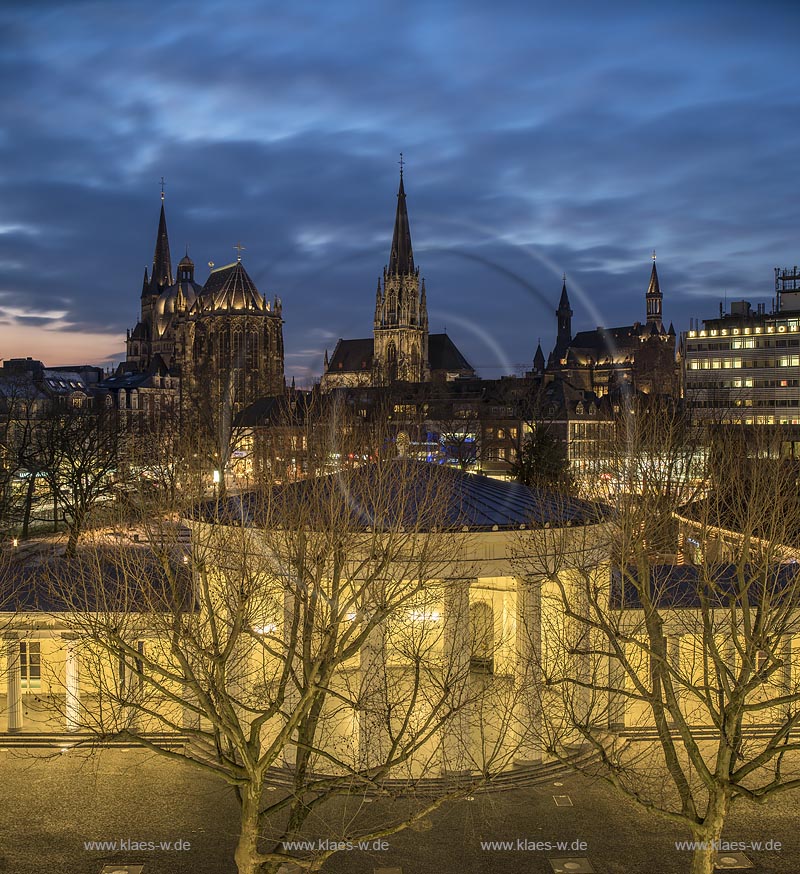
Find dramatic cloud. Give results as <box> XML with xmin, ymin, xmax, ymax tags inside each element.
<box><xmin>0</xmin><ymin>0</ymin><xmax>798</xmax><ymax>382</ymax></box>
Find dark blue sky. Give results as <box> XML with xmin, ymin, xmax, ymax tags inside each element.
<box><xmin>1</xmin><ymin>0</ymin><xmax>799</xmax><ymax>384</ymax></box>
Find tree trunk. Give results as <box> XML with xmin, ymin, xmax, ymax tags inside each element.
<box><xmin>234</xmin><ymin>786</ymin><xmax>263</xmax><ymax>874</ymax></box>
<box><xmin>66</xmin><ymin>519</ymin><xmax>81</xmax><ymax>557</ymax></box>
<box><xmin>21</xmin><ymin>474</ymin><xmax>36</xmax><ymax>539</ymax></box>
<box><xmin>689</xmin><ymin>795</ymin><xmax>729</xmax><ymax>874</ymax></box>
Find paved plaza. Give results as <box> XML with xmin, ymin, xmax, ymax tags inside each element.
<box><xmin>0</xmin><ymin>747</ymin><xmax>798</xmax><ymax>873</ymax></box>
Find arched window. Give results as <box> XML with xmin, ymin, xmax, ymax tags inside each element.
<box><xmin>411</xmin><ymin>342</ymin><xmax>420</xmax><ymax>379</ymax></box>
<box><xmin>387</xmin><ymin>341</ymin><xmax>398</xmax><ymax>383</ymax></box>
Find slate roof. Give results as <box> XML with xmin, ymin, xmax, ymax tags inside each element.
<box><xmin>429</xmin><ymin>333</ymin><xmax>474</xmax><ymax>373</ymax></box>
<box><xmin>1</xmin><ymin>545</ymin><xmax>195</xmax><ymax>614</ymax></box>
<box><xmin>234</xmin><ymin>391</ymin><xmax>312</xmax><ymax>428</ymax></box>
<box><xmin>196</xmin><ymin>460</ymin><xmax>604</xmax><ymax>532</ymax></box>
<box><xmin>327</xmin><ymin>333</ymin><xmax>473</xmax><ymax>375</ymax></box>
<box><xmin>101</xmin><ymin>354</ymin><xmax>170</xmax><ymax>390</ymax></box>
<box><xmin>328</xmin><ymin>338</ymin><xmax>374</xmax><ymax>372</ymax></box>
<box><xmin>610</xmin><ymin>563</ymin><xmax>800</xmax><ymax>609</ymax></box>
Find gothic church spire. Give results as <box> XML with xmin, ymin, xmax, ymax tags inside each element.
<box><xmin>388</xmin><ymin>163</ymin><xmax>415</xmax><ymax>275</ymax></box>
<box><xmin>150</xmin><ymin>191</ymin><xmax>174</xmax><ymax>293</ymax></box>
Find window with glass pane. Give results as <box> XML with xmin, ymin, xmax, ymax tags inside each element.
<box><xmin>20</xmin><ymin>641</ymin><xmax>41</xmax><ymax>689</ymax></box>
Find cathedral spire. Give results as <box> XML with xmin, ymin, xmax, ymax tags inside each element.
<box><xmin>646</xmin><ymin>251</ymin><xmax>663</xmax><ymax>329</ymax></box>
<box><xmin>388</xmin><ymin>158</ymin><xmax>415</xmax><ymax>275</ymax></box>
<box><xmin>150</xmin><ymin>192</ymin><xmax>174</xmax><ymax>293</ymax></box>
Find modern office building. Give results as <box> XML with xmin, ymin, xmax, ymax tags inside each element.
<box><xmin>682</xmin><ymin>267</ymin><xmax>800</xmax><ymax>428</ymax></box>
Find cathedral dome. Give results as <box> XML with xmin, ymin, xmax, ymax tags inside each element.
<box><xmin>198</xmin><ymin>260</ymin><xmax>268</xmax><ymax>312</ymax></box>
<box><xmin>156</xmin><ymin>281</ymin><xmax>198</xmax><ymax>318</ymax></box>
<box><xmin>154</xmin><ymin>279</ymin><xmax>200</xmax><ymax>335</ymax></box>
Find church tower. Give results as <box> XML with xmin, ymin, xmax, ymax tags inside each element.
<box><xmin>646</xmin><ymin>251</ymin><xmax>663</xmax><ymax>330</ymax></box>
<box><xmin>550</xmin><ymin>274</ymin><xmax>573</xmax><ymax>366</ymax></box>
<box><xmin>373</xmin><ymin>161</ymin><xmax>429</xmax><ymax>384</ymax></box>
<box><xmin>127</xmin><ymin>189</ymin><xmax>175</xmax><ymax>370</ymax></box>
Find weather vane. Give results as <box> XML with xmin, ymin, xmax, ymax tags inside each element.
<box><xmin>234</xmin><ymin>242</ymin><xmax>246</xmax><ymax>262</ymax></box>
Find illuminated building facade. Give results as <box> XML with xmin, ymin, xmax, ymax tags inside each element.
<box><xmin>682</xmin><ymin>268</ymin><xmax>800</xmax><ymax>427</ymax></box>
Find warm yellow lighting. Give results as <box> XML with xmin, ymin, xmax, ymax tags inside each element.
<box><xmin>12</xmin><ymin>538</ymin><xmax>18</xmax><ymax>548</ymax></box>
<box><xmin>212</xmin><ymin>469</ymin><xmax>221</xmax><ymax>484</ymax></box>
<box><xmin>253</xmin><ymin>623</ymin><xmax>277</xmax><ymax>635</ymax></box>
<box><xmin>409</xmin><ymin>609</ymin><xmax>440</xmax><ymax>623</ymax></box>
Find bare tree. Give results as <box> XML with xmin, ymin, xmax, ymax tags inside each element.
<box><xmin>0</xmin><ymin>375</ymin><xmax>48</xmax><ymax>538</ymax></box>
<box><xmin>46</xmin><ymin>419</ymin><xmax>521</xmax><ymax>874</ymax></box>
<box><xmin>34</xmin><ymin>404</ymin><xmax>121</xmax><ymax>554</ymax></box>
<box><xmin>516</xmin><ymin>400</ymin><xmax>800</xmax><ymax>874</ymax></box>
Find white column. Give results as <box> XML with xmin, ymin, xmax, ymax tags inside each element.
<box><xmin>608</xmin><ymin>651</ymin><xmax>627</xmax><ymax>731</ymax></box>
<box><xmin>441</xmin><ymin>578</ymin><xmax>472</xmax><ymax>775</ymax></box>
<box><xmin>5</xmin><ymin>636</ymin><xmax>22</xmax><ymax>733</ymax></box>
<box><xmin>359</xmin><ymin>616</ymin><xmax>387</xmax><ymax>770</ymax></box>
<box><xmin>515</xmin><ymin>576</ymin><xmax>542</xmax><ymax>763</ymax></box>
<box><xmin>283</xmin><ymin>585</ymin><xmax>299</xmax><ymax>767</ymax></box>
<box><xmin>567</xmin><ymin>569</ymin><xmax>592</xmax><ymax>737</ymax></box>
<box><xmin>64</xmin><ymin>636</ymin><xmax>81</xmax><ymax>733</ymax></box>
<box><xmin>667</xmin><ymin>632</ymin><xmax>683</xmax><ymax>724</ymax></box>
<box><xmin>780</xmin><ymin>635</ymin><xmax>793</xmax><ymax>696</ymax></box>
<box><xmin>182</xmin><ymin>684</ymin><xmax>201</xmax><ymax>730</ymax></box>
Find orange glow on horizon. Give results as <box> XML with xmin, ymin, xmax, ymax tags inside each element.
<box><xmin>0</xmin><ymin>324</ymin><xmax>124</xmax><ymax>368</ymax></box>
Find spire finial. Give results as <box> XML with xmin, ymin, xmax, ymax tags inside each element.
<box><xmin>562</xmin><ymin>272</ymin><xmax>566</xmax><ymax>283</ymax></box>
<box><xmin>398</xmin><ymin>151</ymin><xmax>404</xmax><ymax>178</ymax></box>
<box><xmin>652</xmin><ymin>249</ymin><xmax>657</xmax><ymax>261</ymax></box>
<box><xmin>234</xmin><ymin>242</ymin><xmax>246</xmax><ymax>262</ymax></box>
<box><xmin>160</xmin><ymin>176</ymin><xmax>165</xmax><ymax>201</ymax></box>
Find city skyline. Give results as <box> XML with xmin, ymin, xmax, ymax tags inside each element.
<box><xmin>1</xmin><ymin>0</ymin><xmax>799</xmax><ymax>384</ymax></box>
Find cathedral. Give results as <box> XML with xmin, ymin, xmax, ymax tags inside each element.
<box><xmin>321</xmin><ymin>167</ymin><xmax>475</xmax><ymax>391</ymax></box>
<box><xmin>110</xmin><ymin>191</ymin><xmax>285</xmax><ymax>415</ymax></box>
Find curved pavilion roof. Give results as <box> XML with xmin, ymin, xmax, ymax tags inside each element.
<box><xmin>195</xmin><ymin>461</ymin><xmax>604</xmax><ymax>533</ymax></box>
